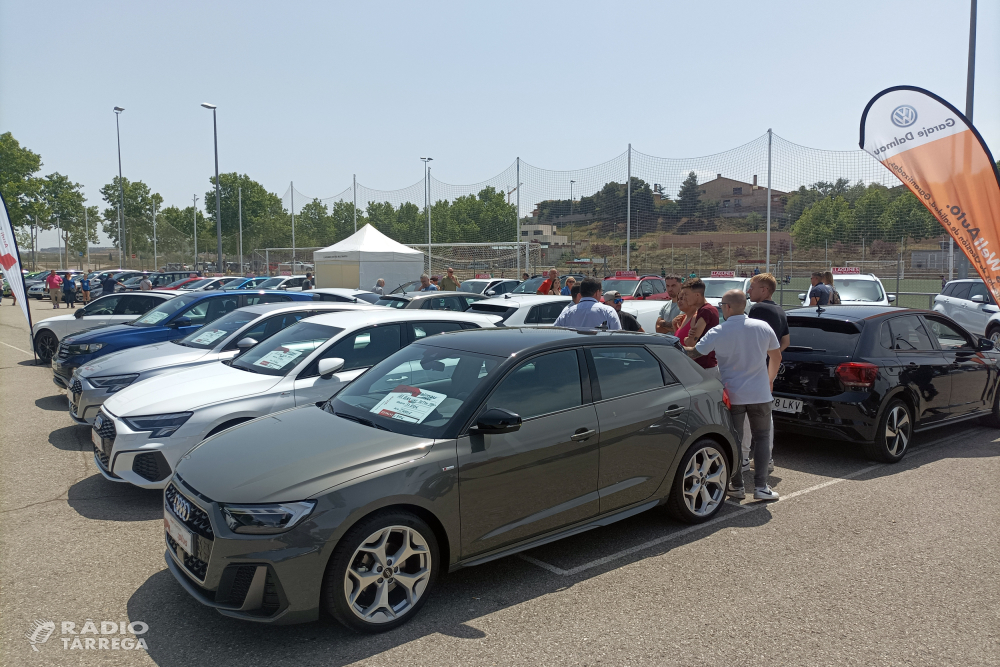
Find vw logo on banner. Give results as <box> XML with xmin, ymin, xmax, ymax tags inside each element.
<box><xmin>891</xmin><ymin>105</ymin><xmax>918</xmax><ymax>128</ymax></box>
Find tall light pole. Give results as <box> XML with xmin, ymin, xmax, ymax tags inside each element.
<box><xmin>114</xmin><ymin>107</ymin><xmax>125</xmax><ymax>269</ymax></box>
<box><xmin>569</xmin><ymin>179</ymin><xmax>575</xmax><ymax>260</ymax></box>
<box><xmin>152</xmin><ymin>200</ymin><xmax>158</xmax><ymax>270</ymax></box>
<box><xmin>421</xmin><ymin>157</ymin><xmax>433</xmax><ymax>274</ymax></box>
<box><xmin>84</xmin><ymin>208</ymin><xmax>90</xmax><ymax>271</ymax></box>
<box><xmin>192</xmin><ymin>195</ymin><xmax>199</xmax><ymax>271</ymax></box>
<box><xmin>201</xmin><ymin>103</ymin><xmax>223</xmax><ymax>273</ymax></box>
<box><xmin>238</xmin><ymin>186</ymin><xmax>243</xmax><ymax>274</ymax></box>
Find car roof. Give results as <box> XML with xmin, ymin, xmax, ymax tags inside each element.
<box><xmin>416</xmin><ymin>326</ymin><xmax>677</xmax><ymax>357</ymax></box>
<box><xmin>380</xmin><ymin>290</ymin><xmax>479</xmax><ymax>301</ymax></box>
<box><xmin>302</xmin><ymin>308</ymin><xmax>498</xmax><ymax>328</ymax></box>
<box><xmin>473</xmin><ymin>294</ymin><xmax>571</xmax><ymax>308</ymax></box>
<box><xmin>145</xmin><ymin>290</ymin><xmax>181</xmax><ymax>297</ymax></box>
<box><xmin>785</xmin><ymin>305</ymin><xmax>926</xmax><ymax>322</ymax></box>
<box><xmin>237</xmin><ymin>301</ymin><xmax>375</xmax><ymax>317</ymax></box>
<box><xmin>946</xmin><ymin>278</ymin><xmax>983</xmax><ymax>283</ymax></box>
<box><xmin>311</xmin><ymin>287</ymin><xmax>373</xmax><ymax>295</ymax></box>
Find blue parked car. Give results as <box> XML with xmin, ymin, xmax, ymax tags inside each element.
<box><xmin>221</xmin><ymin>276</ymin><xmax>270</xmax><ymax>290</ymax></box>
<box><xmin>50</xmin><ymin>290</ymin><xmax>317</xmax><ymax>389</ymax></box>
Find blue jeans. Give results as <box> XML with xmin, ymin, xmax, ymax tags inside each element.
<box><xmin>729</xmin><ymin>402</ymin><xmax>772</xmax><ymax>489</ymax></box>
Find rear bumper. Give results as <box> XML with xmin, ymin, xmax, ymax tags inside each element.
<box><xmin>771</xmin><ymin>391</ymin><xmax>881</xmax><ymax>443</ymax></box>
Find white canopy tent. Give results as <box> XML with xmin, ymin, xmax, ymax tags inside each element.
<box><xmin>313</xmin><ymin>224</ymin><xmax>425</xmax><ymax>291</ymax></box>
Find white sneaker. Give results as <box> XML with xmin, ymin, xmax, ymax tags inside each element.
<box><xmin>741</xmin><ymin>458</ymin><xmax>750</xmax><ymax>472</ymax></box>
<box><xmin>768</xmin><ymin>459</ymin><xmax>775</xmax><ymax>473</ymax></box>
<box><xmin>727</xmin><ymin>483</ymin><xmax>746</xmax><ymax>499</ymax></box>
<box><xmin>754</xmin><ymin>486</ymin><xmax>779</xmax><ymax>501</ymax></box>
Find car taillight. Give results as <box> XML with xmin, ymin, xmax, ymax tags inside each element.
<box><xmin>835</xmin><ymin>362</ymin><xmax>878</xmax><ymax>388</ymax></box>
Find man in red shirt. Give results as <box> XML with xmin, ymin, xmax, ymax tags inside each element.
<box><xmin>44</xmin><ymin>270</ymin><xmax>63</xmax><ymax>309</ymax></box>
<box><xmin>536</xmin><ymin>268</ymin><xmax>560</xmax><ymax>295</ymax></box>
<box><xmin>678</xmin><ymin>277</ymin><xmax>719</xmax><ymax>374</ymax></box>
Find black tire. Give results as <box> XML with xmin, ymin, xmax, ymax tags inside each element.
<box><xmin>988</xmin><ymin>325</ymin><xmax>1000</xmax><ymax>347</ymax></box>
<box><xmin>983</xmin><ymin>383</ymin><xmax>1000</xmax><ymax>428</ymax></box>
<box><xmin>34</xmin><ymin>330</ymin><xmax>58</xmax><ymax>363</ymax></box>
<box><xmin>323</xmin><ymin>510</ymin><xmax>440</xmax><ymax>633</ymax></box>
<box><xmin>862</xmin><ymin>399</ymin><xmax>912</xmax><ymax>463</ymax></box>
<box><xmin>665</xmin><ymin>438</ymin><xmax>730</xmax><ymax>524</ymax></box>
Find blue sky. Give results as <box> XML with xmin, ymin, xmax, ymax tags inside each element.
<box><xmin>2</xmin><ymin>0</ymin><xmax>997</xmax><ymax>247</ymax></box>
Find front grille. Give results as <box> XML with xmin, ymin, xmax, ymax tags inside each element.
<box><xmin>93</xmin><ymin>443</ymin><xmax>110</xmax><ymax>469</ymax></box>
<box><xmin>166</xmin><ymin>534</ymin><xmax>209</xmax><ymax>581</ymax></box>
<box><xmin>132</xmin><ymin>452</ymin><xmax>171</xmax><ymax>482</ymax></box>
<box><xmin>95</xmin><ymin>412</ymin><xmax>117</xmax><ymax>442</ymax></box>
<box><xmin>70</xmin><ymin>378</ymin><xmax>82</xmax><ymax>395</ymax></box>
<box><xmin>216</xmin><ymin>565</ymin><xmax>258</xmax><ymax>606</ymax></box>
<box><xmin>165</xmin><ymin>483</ymin><xmax>215</xmax><ymax>539</ymax></box>
<box><xmin>57</xmin><ymin>341</ymin><xmax>70</xmax><ymax>360</ymax></box>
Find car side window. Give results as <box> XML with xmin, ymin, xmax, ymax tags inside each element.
<box><xmin>285</xmin><ymin>278</ymin><xmax>304</xmax><ymax>289</ymax></box>
<box><xmin>299</xmin><ymin>324</ymin><xmax>402</xmax><ymax>378</ymax></box>
<box><xmin>650</xmin><ymin>279</ymin><xmax>666</xmax><ymax>294</ymax></box>
<box><xmin>228</xmin><ymin>312</ymin><xmax>308</xmax><ymax>349</ymax></box>
<box><xmin>178</xmin><ymin>296</ymin><xmax>238</xmax><ymax>327</ymax></box>
<box><xmin>940</xmin><ymin>283</ymin><xmax>955</xmax><ymax>297</ymax></box>
<box><xmin>486</xmin><ymin>350</ymin><xmax>582</xmax><ymax>420</ymax></box>
<box><xmin>411</xmin><ymin>321</ymin><xmax>468</xmax><ymax>340</ymax></box>
<box><xmin>84</xmin><ymin>295</ymin><xmax>122</xmax><ymax>316</ymax></box>
<box><xmin>968</xmin><ymin>282</ymin><xmax>994</xmax><ymax>304</ymax></box>
<box><xmin>526</xmin><ymin>302</ymin><xmax>569</xmax><ymax>324</ymax></box>
<box><xmin>590</xmin><ymin>346</ymin><xmax>665</xmax><ymax>399</ymax></box>
<box><xmin>639</xmin><ymin>280</ymin><xmax>655</xmax><ymax>296</ymax></box>
<box><xmin>950</xmin><ymin>282</ymin><xmax>972</xmax><ymax>301</ymax></box>
<box><xmin>887</xmin><ymin>316</ymin><xmax>935</xmax><ymax>351</ymax></box>
<box><xmin>244</xmin><ymin>293</ymin><xmax>291</xmax><ymax>305</ymax></box>
<box><xmin>879</xmin><ymin>322</ymin><xmax>893</xmax><ymax>350</ymax></box>
<box><xmin>317</xmin><ymin>293</ymin><xmax>350</xmax><ymax>302</ymax></box>
<box><xmin>923</xmin><ymin>317</ymin><xmax>972</xmax><ymax>350</ymax></box>
<box><xmin>117</xmin><ymin>295</ymin><xmax>161</xmax><ymax>315</ymax></box>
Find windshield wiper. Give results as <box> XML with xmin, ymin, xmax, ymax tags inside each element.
<box><xmin>335</xmin><ymin>410</ymin><xmax>389</xmax><ymax>431</ymax></box>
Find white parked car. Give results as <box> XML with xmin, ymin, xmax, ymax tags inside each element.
<box><xmin>700</xmin><ymin>277</ymin><xmax>751</xmax><ymax>321</ymax></box>
<box><xmin>92</xmin><ymin>309</ymin><xmax>500</xmax><ymax>489</ymax></box>
<box><xmin>457</xmin><ymin>278</ymin><xmax>521</xmax><ymax>296</ymax></box>
<box><xmin>933</xmin><ymin>278</ymin><xmax>999</xmax><ymax>339</ymax></box>
<box><xmin>799</xmin><ymin>274</ymin><xmax>894</xmax><ymax>307</ymax></box>
<box><xmin>70</xmin><ymin>301</ymin><xmax>376</xmax><ymax>425</ymax></box>
<box><xmin>467</xmin><ymin>294</ymin><xmax>571</xmax><ymax>325</ymax></box>
<box><xmin>309</xmin><ymin>288</ymin><xmax>381</xmax><ymax>304</ymax></box>
<box><xmin>256</xmin><ymin>275</ymin><xmax>308</xmax><ymax>291</ymax></box>
<box><xmin>31</xmin><ymin>291</ymin><xmax>178</xmax><ymax>362</ymax></box>
<box><xmin>620</xmin><ymin>299</ymin><xmax>670</xmax><ymax>332</ymax></box>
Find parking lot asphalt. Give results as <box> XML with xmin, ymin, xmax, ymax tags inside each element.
<box><xmin>2</xmin><ymin>298</ymin><xmax>999</xmax><ymax>666</ymax></box>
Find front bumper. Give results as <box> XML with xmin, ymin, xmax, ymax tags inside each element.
<box><xmin>99</xmin><ymin>410</ymin><xmax>200</xmax><ymax>489</ymax></box>
<box><xmin>163</xmin><ymin>477</ymin><xmax>325</xmax><ymax>624</ymax></box>
<box><xmin>69</xmin><ymin>373</ymin><xmax>126</xmax><ymax>425</ymax></box>
<box><xmin>771</xmin><ymin>391</ymin><xmax>880</xmax><ymax>443</ymax></box>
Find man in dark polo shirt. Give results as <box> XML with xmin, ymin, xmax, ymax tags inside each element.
<box><xmin>602</xmin><ymin>290</ymin><xmax>642</xmax><ymax>331</ymax></box>
<box><xmin>739</xmin><ymin>272</ymin><xmax>790</xmax><ymax>474</ymax></box>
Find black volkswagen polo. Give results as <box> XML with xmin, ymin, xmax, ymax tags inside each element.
<box><xmin>772</xmin><ymin>306</ymin><xmax>1000</xmax><ymax>462</ymax></box>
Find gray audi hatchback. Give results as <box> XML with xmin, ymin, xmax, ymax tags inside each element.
<box><xmin>163</xmin><ymin>327</ymin><xmax>738</xmax><ymax>631</ymax></box>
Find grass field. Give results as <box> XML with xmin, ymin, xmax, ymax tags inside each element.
<box><xmin>772</xmin><ymin>277</ymin><xmax>941</xmax><ymax>310</ymax></box>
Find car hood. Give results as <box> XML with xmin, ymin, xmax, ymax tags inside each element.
<box><xmin>175</xmin><ymin>406</ymin><xmax>436</xmax><ymax>503</ymax></box>
<box><xmin>32</xmin><ymin>313</ymin><xmax>77</xmax><ymax>332</ymax></box>
<box><xmin>78</xmin><ymin>341</ymin><xmax>210</xmax><ymax>378</ymax></box>
<box><xmin>104</xmin><ymin>362</ymin><xmax>281</xmax><ymax>416</ymax></box>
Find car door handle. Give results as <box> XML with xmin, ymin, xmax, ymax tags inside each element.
<box><xmin>664</xmin><ymin>405</ymin><xmax>686</xmax><ymax>417</ymax></box>
<box><xmin>570</xmin><ymin>428</ymin><xmax>596</xmax><ymax>441</ymax></box>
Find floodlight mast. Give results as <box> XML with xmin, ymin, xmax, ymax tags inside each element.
<box><xmin>201</xmin><ymin>103</ymin><xmax>223</xmax><ymax>273</ymax></box>
<box><xmin>114</xmin><ymin>107</ymin><xmax>125</xmax><ymax>269</ymax></box>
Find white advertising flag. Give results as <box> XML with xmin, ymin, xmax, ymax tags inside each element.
<box><xmin>0</xmin><ymin>193</ymin><xmax>33</xmax><ymax>335</ymax></box>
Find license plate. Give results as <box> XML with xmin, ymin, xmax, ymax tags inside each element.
<box><xmin>91</xmin><ymin>429</ymin><xmax>99</xmax><ymax>447</ymax></box>
<box><xmin>164</xmin><ymin>509</ymin><xmax>194</xmax><ymax>554</ymax></box>
<box><xmin>773</xmin><ymin>397</ymin><xmax>803</xmax><ymax>413</ymax></box>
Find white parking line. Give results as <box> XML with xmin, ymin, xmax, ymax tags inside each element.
<box><xmin>518</xmin><ymin>437</ymin><xmax>964</xmax><ymax>577</ymax></box>
<box><xmin>0</xmin><ymin>340</ymin><xmax>32</xmax><ymax>356</ymax></box>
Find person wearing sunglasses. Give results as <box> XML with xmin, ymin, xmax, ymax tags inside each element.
<box><xmin>602</xmin><ymin>290</ymin><xmax>642</xmax><ymax>332</ymax></box>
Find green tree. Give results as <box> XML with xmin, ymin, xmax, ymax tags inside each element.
<box><xmin>791</xmin><ymin>196</ymin><xmax>853</xmax><ymax>249</ymax></box>
<box><xmin>879</xmin><ymin>191</ymin><xmax>937</xmax><ymax>242</ymax></box>
<box><xmin>851</xmin><ymin>186</ymin><xmax>889</xmax><ymax>241</ymax></box>
<box><xmin>204</xmin><ymin>173</ymin><xmax>286</xmax><ymax>255</ymax></box>
<box><xmin>0</xmin><ymin>132</ymin><xmax>45</xmax><ymax>229</ymax></box>
<box><xmin>676</xmin><ymin>172</ymin><xmax>701</xmax><ymax>219</ymax></box>
<box><xmin>98</xmin><ymin>177</ymin><xmax>163</xmax><ymax>261</ymax></box>
<box><xmin>40</xmin><ymin>173</ymin><xmax>100</xmax><ymax>266</ymax></box>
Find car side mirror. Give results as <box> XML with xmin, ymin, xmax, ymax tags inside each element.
<box><xmin>472</xmin><ymin>407</ymin><xmax>521</xmax><ymax>434</ymax></box>
<box><xmin>797</xmin><ymin>293</ymin><xmax>806</xmax><ymax>301</ymax></box>
<box><xmin>978</xmin><ymin>338</ymin><xmax>994</xmax><ymax>351</ymax></box>
<box><xmin>74</xmin><ymin>309</ymin><xmax>85</xmax><ymax>319</ymax></box>
<box><xmin>486</xmin><ymin>290</ymin><xmax>496</xmax><ymax>296</ymax></box>
<box><xmin>971</xmin><ymin>294</ymin><xmax>986</xmax><ymax>303</ymax></box>
<box><xmin>278</xmin><ymin>285</ymin><xmax>288</xmax><ymax>290</ymax></box>
<box><xmin>318</xmin><ymin>357</ymin><xmax>345</xmax><ymax>377</ymax></box>
<box><xmin>236</xmin><ymin>337</ymin><xmax>258</xmax><ymax>350</ymax></box>
<box><xmin>169</xmin><ymin>316</ymin><xmax>193</xmax><ymax>329</ymax></box>
<box><xmin>887</xmin><ymin>294</ymin><xmax>896</xmax><ymax>303</ymax></box>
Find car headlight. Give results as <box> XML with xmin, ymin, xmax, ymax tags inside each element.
<box><xmin>88</xmin><ymin>373</ymin><xmax>139</xmax><ymax>393</ymax></box>
<box><xmin>65</xmin><ymin>343</ymin><xmax>104</xmax><ymax>355</ymax></box>
<box><xmin>122</xmin><ymin>412</ymin><xmax>192</xmax><ymax>438</ymax></box>
<box><xmin>220</xmin><ymin>501</ymin><xmax>317</xmax><ymax>534</ymax></box>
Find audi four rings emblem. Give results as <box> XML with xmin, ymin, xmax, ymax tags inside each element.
<box><xmin>891</xmin><ymin>105</ymin><xmax>917</xmax><ymax>128</ymax></box>
<box><xmin>172</xmin><ymin>496</ymin><xmax>191</xmax><ymax>522</ymax></box>
<box><xmin>94</xmin><ymin>415</ymin><xmax>103</xmax><ymax>429</ymax></box>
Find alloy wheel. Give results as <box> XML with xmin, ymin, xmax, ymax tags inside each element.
<box><xmin>343</xmin><ymin>525</ymin><xmax>432</xmax><ymax>624</ymax></box>
<box><xmin>681</xmin><ymin>446</ymin><xmax>727</xmax><ymax>517</ymax></box>
<box><xmin>36</xmin><ymin>331</ymin><xmax>57</xmax><ymax>362</ymax></box>
<box><xmin>990</xmin><ymin>329</ymin><xmax>1000</xmax><ymax>346</ymax></box>
<box><xmin>884</xmin><ymin>405</ymin><xmax>911</xmax><ymax>457</ymax></box>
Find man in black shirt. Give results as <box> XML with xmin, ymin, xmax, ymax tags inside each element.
<box><xmin>737</xmin><ymin>273</ymin><xmax>790</xmax><ymax>475</ymax></box>
<box><xmin>603</xmin><ymin>290</ymin><xmax>643</xmax><ymax>331</ymax></box>
<box><xmin>101</xmin><ymin>274</ymin><xmax>122</xmax><ymax>297</ymax></box>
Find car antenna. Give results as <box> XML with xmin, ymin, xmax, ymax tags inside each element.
<box><xmin>816</xmin><ymin>304</ymin><xmax>825</xmax><ymax>315</ymax></box>
<box><xmin>599</xmin><ymin>320</ymin><xmax>609</xmax><ymax>330</ymax></box>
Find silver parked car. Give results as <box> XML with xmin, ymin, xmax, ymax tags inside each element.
<box><xmin>163</xmin><ymin>327</ymin><xmax>738</xmax><ymax>630</ymax></box>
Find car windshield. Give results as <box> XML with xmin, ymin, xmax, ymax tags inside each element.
<box><xmin>177</xmin><ymin>310</ymin><xmax>259</xmax><ymax>349</ymax></box>
<box><xmin>231</xmin><ymin>321</ymin><xmax>343</xmax><ymax>376</ymax></box>
<box><xmin>256</xmin><ymin>277</ymin><xmax>285</xmax><ymax>289</ymax></box>
<box><xmin>223</xmin><ymin>278</ymin><xmax>261</xmax><ymax>290</ymax></box>
<box><xmin>512</xmin><ymin>277</ymin><xmax>545</xmax><ymax>294</ymax></box>
<box><xmin>834</xmin><ymin>279</ymin><xmax>884</xmax><ymax>302</ymax></box>
<box><xmin>179</xmin><ymin>278</ymin><xmax>214</xmax><ymax>290</ymax></box>
<box><xmin>703</xmin><ymin>280</ymin><xmax>745</xmax><ymax>298</ymax></box>
<box><xmin>122</xmin><ymin>276</ymin><xmax>145</xmax><ymax>285</ymax></box>
<box><xmin>331</xmin><ymin>343</ymin><xmax>503</xmax><ymax>438</ymax></box>
<box><xmin>375</xmin><ymin>297</ymin><xmax>408</xmax><ymax>308</ymax></box>
<box><xmin>354</xmin><ymin>292</ymin><xmax>381</xmax><ymax>304</ymax></box>
<box><xmin>458</xmin><ymin>280</ymin><xmax>490</xmax><ymax>293</ymax></box>
<box><xmin>390</xmin><ymin>280</ymin><xmax>421</xmax><ymax>294</ymax></box>
<box><xmin>130</xmin><ymin>293</ymin><xmax>201</xmax><ymax>327</ymax></box>
<box><xmin>601</xmin><ymin>279</ymin><xmax>638</xmax><ymax>295</ymax></box>
<box><xmin>164</xmin><ymin>277</ymin><xmax>194</xmax><ymax>288</ymax></box>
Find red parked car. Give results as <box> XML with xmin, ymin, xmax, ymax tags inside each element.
<box><xmin>160</xmin><ymin>277</ymin><xmax>203</xmax><ymax>290</ymax></box>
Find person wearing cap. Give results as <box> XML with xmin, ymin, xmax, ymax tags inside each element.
<box><xmin>439</xmin><ymin>268</ymin><xmax>460</xmax><ymax>292</ymax></box>
<box><xmin>603</xmin><ymin>290</ymin><xmax>642</xmax><ymax>331</ymax></box>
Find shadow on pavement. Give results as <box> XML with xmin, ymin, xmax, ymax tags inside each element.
<box><xmin>35</xmin><ymin>394</ymin><xmax>68</xmax><ymax>411</ymax></box>
<box><xmin>17</xmin><ymin>358</ymin><xmax>46</xmax><ymax>367</ymax></box>
<box><xmin>48</xmin><ymin>423</ymin><xmax>89</xmax><ymax>452</ymax></box>
<box><xmin>67</xmin><ymin>474</ymin><xmax>163</xmax><ymax>522</ymax></box>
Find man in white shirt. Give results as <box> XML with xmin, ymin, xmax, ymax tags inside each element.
<box><xmin>553</xmin><ymin>277</ymin><xmax>621</xmax><ymax>330</ymax></box>
<box><xmin>684</xmin><ymin>289</ymin><xmax>781</xmax><ymax>500</ymax></box>
<box><xmin>139</xmin><ymin>274</ymin><xmax>152</xmax><ymax>291</ymax></box>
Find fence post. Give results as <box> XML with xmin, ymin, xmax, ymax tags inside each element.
<box><xmin>428</xmin><ymin>167</ymin><xmax>433</xmax><ymax>276</ymax></box>
<box><xmin>265</xmin><ymin>249</ymin><xmax>269</xmax><ymax>277</ymax></box>
<box><xmin>626</xmin><ymin>143</ymin><xmax>632</xmax><ymax>270</ymax></box>
<box><xmin>779</xmin><ymin>256</ymin><xmax>784</xmax><ymax>307</ymax></box>
<box><xmin>290</xmin><ymin>182</ymin><xmax>296</xmax><ymax>270</ymax></box>
<box><xmin>896</xmin><ymin>236</ymin><xmax>902</xmax><ymax>304</ymax></box>
<box><xmin>353</xmin><ymin>174</ymin><xmax>357</xmax><ymax>233</ymax></box>
<box><xmin>766</xmin><ymin>128</ymin><xmax>772</xmax><ymax>273</ymax></box>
